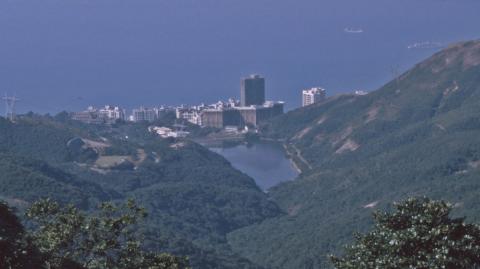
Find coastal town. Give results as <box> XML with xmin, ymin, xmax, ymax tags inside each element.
<box><xmin>70</xmin><ymin>74</ymin><xmax>368</xmax><ymax>138</ymax></box>
<box><xmin>72</xmin><ymin>75</ymin><xmax>283</xmax><ymax>128</ymax></box>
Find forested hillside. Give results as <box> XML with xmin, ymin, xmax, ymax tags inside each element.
<box><xmin>228</xmin><ymin>40</ymin><xmax>480</xmax><ymax>268</ymax></box>
<box><xmin>3</xmin><ymin>40</ymin><xmax>480</xmax><ymax>269</ymax></box>
<box><xmin>0</xmin><ymin>115</ymin><xmax>279</xmax><ymax>268</ymax></box>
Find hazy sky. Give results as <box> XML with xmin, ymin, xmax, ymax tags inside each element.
<box><xmin>1</xmin><ymin>0</ymin><xmax>479</xmax><ymax>113</ymax></box>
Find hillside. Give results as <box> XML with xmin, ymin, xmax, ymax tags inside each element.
<box><xmin>0</xmin><ymin>115</ymin><xmax>279</xmax><ymax>268</ymax></box>
<box><xmin>227</xmin><ymin>40</ymin><xmax>480</xmax><ymax>268</ymax></box>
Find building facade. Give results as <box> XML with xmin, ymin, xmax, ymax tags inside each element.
<box><xmin>176</xmin><ymin>108</ymin><xmax>202</xmax><ymax>125</ymax></box>
<box><xmin>131</xmin><ymin>107</ymin><xmax>161</xmax><ymax>122</ymax></box>
<box><xmin>201</xmin><ymin>102</ymin><xmax>284</xmax><ymax>128</ymax></box>
<box><xmin>173</xmin><ymin>74</ymin><xmax>284</xmax><ymax>129</ymax></box>
<box><xmin>241</xmin><ymin>74</ymin><xmax>265</xmax><ymax>107</ymax></box>
<box><xmin>72</xmin><ymin>105</ymin><xmax>125</xmax><ymax>124</ymax></box>
<box><xmin>200</xmin><ymin>109</ymin><xmax>225</xmax><ymax>128</ymax></box>
<box><xmin>98</xmin><ymin>105</ymin><xmax>126</xmax><ymax>121</ymax></box>
<box><xmin>302</xmin><ymin>87</ymin><xmax>326</xmax><ymax>107</ymax></box>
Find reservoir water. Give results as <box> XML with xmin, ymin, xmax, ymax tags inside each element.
<box><xmin>210</xmin><ymin>143</ymin><xmax>299</xmax><ymax>191</ymax></box>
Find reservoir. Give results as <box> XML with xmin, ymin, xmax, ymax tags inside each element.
<box><xmin>210</xmin><ymin>143</ymin><xmax>299</xmax><ymax>191</ymax></box>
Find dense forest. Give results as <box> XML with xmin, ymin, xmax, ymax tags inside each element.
<box><xmin>0</xmin><ymin>113</ymin><xmax>278</xmax><ymax>268</ymax></box>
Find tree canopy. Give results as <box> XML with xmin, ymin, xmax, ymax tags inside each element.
<box><xmin>331</xmin><ymin>197</ymin><xmax>480</xmax><ymax>269</ymax></box>
<box><xmin>0</xmin><ymin>201</ymin><xmax>42</xmax><ymax>269</ymax></box>
<box><xmin>1</xmin><ymin>199</ymin><xmax>189</xmax><ymax>269</ymax></box>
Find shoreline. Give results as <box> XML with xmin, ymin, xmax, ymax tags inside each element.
<box><xmin>201</xmin><ymin>137</ymin><xmax>301</xmax><ymax>190</ymax></box>
<box><xmin>191</xmin><ymin>136</ymin><xmax>245</xmax><ymax>148</ymax></box>
<box><xmin>197</xmin><ymin>134</ymin><xmax>305</xmax><ymax>175</ymax></box>
<box><xmin>282</xmin><ymin>143</ymin><xmax>303</xmax><ymax>174</ymax></box>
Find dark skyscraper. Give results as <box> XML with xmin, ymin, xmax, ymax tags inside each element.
<box><xmin>241</xmin><ymin>74</ymin><xmax>265</xmax><ymax>107</ymax></box>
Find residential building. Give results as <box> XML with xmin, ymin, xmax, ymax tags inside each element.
<box><xmin>200</xmin><ymin>109</ymin><xmax>224</xmax><ymax>128</ymax></box>
<box><xmin>199</xmin><ymin>75</ymin><xmax>284</xmax><ymax>128</ymax></box>
<box><xmin>302</xmin><ymin>87</ymin><xmax>326</xmax><ymax>107</ymax></box>
<box><xmin>201</xmin><ymin>101</ymin><xmax>284</xmax><ymax>128</ymax></box>
<box><xmin>98</xmin><ymin>105</ymin><xmax>126</xmax><ymax>121</ymax></box>
<box><xmin>72</xmin><ymin>105</ymin><xmax>125</xmax><ymax>124</ymax></box>
<box><xmin>176</xmin><ymin>108</ymin><xmax>202</xmax><ymax>125</ymax></box>
<box><xmin>72</xmin><ymin>110</ymin><xmax>104</xmax><ymax>124</ymax></box>
<box><xmin>132</xmin><ymin>107</ymin><xmax>158</xmax><ymax>122</ymax></box>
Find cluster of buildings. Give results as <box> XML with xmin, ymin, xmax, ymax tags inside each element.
<box><xmin>175</xmin><ymin>74</ymin><xmax>284</xmax><ymax>128</ymax></box>
<box><xmin>130</xmin><ymin>106</ymin><xmax>170</xmax><ymax>122</ymax></box>
<box><xmin>72</xmin><ymin>105</ymin><xmax>172</xmax><ymax>124</ymax></box>
<box><xmin>72</xmin><ymin>105</ymin><xmax>127</xmax><ymax>124</ymax></box>
<box><xmin>301</xmin><ymin>87</ymin><xmax>368</xmax><ymax>107</ymax></box>
<box><xmin>72</xmin><ymin>75</ymin><xmax>284</xmax><ymax>128</ymax></box>
<box><xmin>71</xmin><ymin>74</ymin><xmax>368</xmax><ymax>128</ymax></box>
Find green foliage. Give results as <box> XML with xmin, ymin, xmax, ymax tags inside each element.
<box><xmin>0</xmin><ymin>112</ymin><xmax>277</xmax><ymax>268</ymax></box>
<box><xmin>228</xmin><ymin>40</ymin><xmax>480</xmax><ymax>268</ymax></box>
<box><xmin>0</xmin><ymin>153</ymin><xmax>110</xmax><ymax>208</ymax></box>
<box><xmin>331</xmin><ymin>197</ymin><xmax>480</xmax><ymax>269</ymax></box>
<box><xmin>26</xmin><ymin>198</ymin><xmax>189</xmax><ymax>269</ymax></box>
<box><xmin>0</xmin><ymin>117</ymin><xmax>74</xmax><ymax>163</ymax></box>
<box><xmin>0</xmin><ymin>201</ymin><xmax>43</xmax><ymax>269</ymax></box>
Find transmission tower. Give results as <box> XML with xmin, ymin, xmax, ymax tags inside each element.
<box><xmin>390</xmin><ymin>65</ymin><xmax>401</xmax><ymax>93</ymax></box>
<box><xmin>2</xmin><ymin>94</ymin><xmax>20</xmax><ymax>121</ymax></box>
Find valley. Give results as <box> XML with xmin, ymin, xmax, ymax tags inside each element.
<box><xmin>2</xmin><ymin>40</ymin><xmax>480</xmax><ymax>269</ymax></box>
<box><xmin>0</xmin><ymin>116</ymin><xmax>279</xmax><ymax>268</ymax></box>
<box><xmin>227</xmin><ymin>40</ymin><xmax>480</xmax><ymax>268</ymax></box>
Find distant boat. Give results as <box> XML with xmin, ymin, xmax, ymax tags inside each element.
<box><xmin>344</xmin><ymin>27</ymin><xmax>364</xmax><ymax>34</ymax></box>
<box><xmin>407</xmin><ymin>41</ymin><xmax>444</xmax><ymax>49</ymax></box>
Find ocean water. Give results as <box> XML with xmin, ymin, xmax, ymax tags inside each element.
<box><xmin>210</xmin><ymin>143</ymin><xmax>299</xmax><ymax>190</ymax></box>
<box><xmin>1</xmin><ymin>0</ymin><xmax>479</xmax><ymax>113</ymax></box>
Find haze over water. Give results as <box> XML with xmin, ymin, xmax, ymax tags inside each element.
<box><xmin>1</xmin><ymin>0</ymin><xmax>479</xmax><ymax>113</ymax></box>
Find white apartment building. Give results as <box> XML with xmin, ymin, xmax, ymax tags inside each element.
<box><xmin>98</xmin><ymin>105</ymin><xmax>126</xmax><ymax>121</ymax></box>
<box><xmin>302</xmin><ymin>87</ymin><xmax>326</xmax><ymax>107</ymax></box>
<box><xmin>72</xmin><ymin>105</ymin><xmax>126</xmax><ymax>124</ymax></box>
<box><xmin>176</xmin><ymin>108</ymin><xmax>202</xmax><ymax>125</ymax></box>
<box><xmin>132</xmin><ymin>107</ymin><xmax>158</xmax><ymax>122</ymax></box>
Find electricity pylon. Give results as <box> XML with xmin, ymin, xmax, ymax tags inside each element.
<box><xmin>2</xmin><ymin>94</ymin><xmax>20</xmax><ymax>121</ymax></box>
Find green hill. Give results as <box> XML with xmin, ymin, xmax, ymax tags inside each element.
<box><xmin>227</xmin><ymin>40</ymin><xmax>480</xmax><ymax>268</ymax></box>
<box><xmin>4</xmin><ymin>40</ymin><xmax>480</xmax><ymax>269</ymax></box>
<box><xmin>0</xmin><ymin>115</ymin><xmax>279</xmax><ymax>268</ymax></box>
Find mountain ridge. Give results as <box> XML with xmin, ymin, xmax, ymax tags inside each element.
<box><xmin>228</xmin><ymin>39</ymin><xmax>480</xmax><ymax>268</ymax></box>
<box><xmin>2</xmin><ymin>39</ymin><xmax>480</xmax><ymax>269</ymax></box>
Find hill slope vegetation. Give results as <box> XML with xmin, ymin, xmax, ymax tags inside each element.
<box><xmin>228</xmin><ymin>40</ymin><xmax>480</xmax><ymax>268</ymax></box>
<box><xmin>0</xmin><ymin>115</ymin><xmax>279</xmax><ymax>268</ymax></box>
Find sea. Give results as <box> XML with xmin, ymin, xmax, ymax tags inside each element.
<box><xmin>0</xmin><ymin>0</ymin><xmax>479</xmax><ymax>113</ymax></box>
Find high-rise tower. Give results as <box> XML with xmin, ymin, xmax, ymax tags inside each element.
<box><xmin>241</xmin><ymin>74</ymin><xmax>265</xmax><ymax>107</ymax></box>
